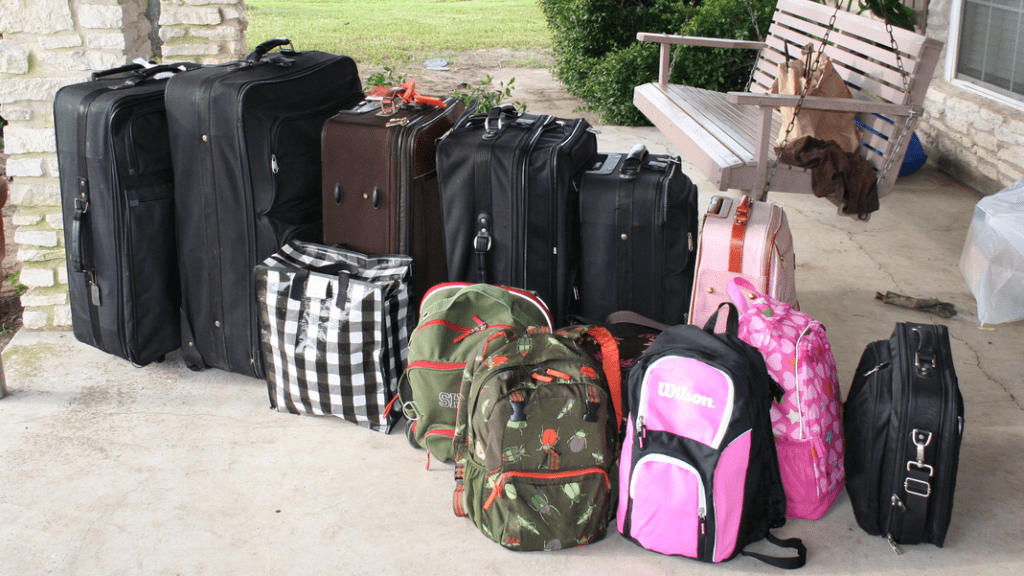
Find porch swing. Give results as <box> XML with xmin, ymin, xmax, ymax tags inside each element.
<box><xmin>632</xmin><ymin>0</ymin><xmax>944</xmax><ymax>217</ymax></box>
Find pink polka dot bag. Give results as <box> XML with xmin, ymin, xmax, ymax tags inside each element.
<box><xmin>727</xmin><ymin>278</ymin><xmax>844</xmax><ymax>520</ymax></box>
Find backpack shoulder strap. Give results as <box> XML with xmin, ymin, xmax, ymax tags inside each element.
<box><xmin>740</xmin><ymin>533</ymin><xmax>807</xmax><ymax>569</ymax></box>
<box><xmin>583</xmin><ymin>326</ymin><xmax>622</xmax><ymax>433</ymax></box>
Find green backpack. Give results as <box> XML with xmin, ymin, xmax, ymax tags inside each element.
<box><xmin>402</xmin><ymin>283</ymin><xmax>554</xmax><ymax>464</ymax></box>
<box><xmin>452</xmin><ymin>326</ymin><xmax>622</xmax><ymax>551</ymax></box>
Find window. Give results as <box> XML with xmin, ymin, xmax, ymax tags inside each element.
<box><xmin>949</xmin><ymin>0</ymin><xmax>1024</xmax><ymax>105</ymax></box>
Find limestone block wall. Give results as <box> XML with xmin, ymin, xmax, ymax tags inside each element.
<box><xmin>158</xmin><ymin>0</ymin><xmax>247</xmax><ymax>64</ymax></box>
<box><xmin>916</xmin><ymin>0</ymin><xmax>1024</xmax><ymax>194</ymax></box>
<box><xmin>0</xmin><ymin>0</ymin><xmax>247</xmax><ymax>329</ymax></box>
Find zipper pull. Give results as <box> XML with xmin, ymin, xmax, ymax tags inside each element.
<box><xmin>891</xmin><ymin>494</ymin><xmax>906</xmax><ymax>512</ymax></box>
<box><xmin>637</xmin><ymin>416</ymin><xmax>647</xmax><ymax>450</ymax></box>
<box><xmin>271</xmin><ymin>154</ymin><xmax>279</xmax><ymax>174</ymax></box>
<box><xmin>699</xmin><ymin>508</ymin><xmax>706</xmax><ymax>535</ymax></box>
<box><xmin>886</xmin><ymin>534</ymin><xmax>903</xmax><ymax>555</ymax></box>
<box><xmin>863</xmin><ymin>362</ymin><xmax>890</xmax><ymax>377</ymax></box>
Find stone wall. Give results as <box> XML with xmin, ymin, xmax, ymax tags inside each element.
<box><xmin>916</xmin><ymin>0</ymin><xmax>1024</xmax><ymax>193</ymax></box>
<box><xmin>0</xmin><ymin>1</ymin><xmax>247</xmax><ymax>329</ymax></box>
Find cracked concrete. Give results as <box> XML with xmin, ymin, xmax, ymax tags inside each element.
<box><xmin>2</xmin><ymin>112</ymin><xmax>1023</xmax><ymax>575</ymax></box>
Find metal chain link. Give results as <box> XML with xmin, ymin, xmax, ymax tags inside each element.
<box><xmin>878</xmin><ymin>19</ymin><xmax>914</xmax><ymax>191</ymax></box>
<box><xmin>760</xmin><ymin>2</ymin><xmax>840</xmax><ymax>198</ymax></box>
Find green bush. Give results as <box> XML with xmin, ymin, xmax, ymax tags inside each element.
<box><xmin>541</xmin><ymin>0</ymin><xmax>775</xmax><ymax>126</ymax></box>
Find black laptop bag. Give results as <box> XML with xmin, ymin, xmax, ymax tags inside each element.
<box><xmin>844</xmin><ymin>322</ymin><xmax>965</xmax><ymax>552</ymax></box>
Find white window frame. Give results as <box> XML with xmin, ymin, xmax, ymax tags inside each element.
<box><xmin>946</xmin><ymin>0</ymin><xmax>1024</xmax><ymax>111</ymax></box>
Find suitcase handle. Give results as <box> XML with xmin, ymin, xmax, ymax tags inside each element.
<box><xmin>912</xmin><ymin>325</ymin><xmax>937</xmax><ymax>376</ymax></box>
<box><xmin>484</xmin><ymin>104</ymin><xmax>518</xmax><ymax>136</ymax></box>
<box><xmin>114</xmin><ymin>63</ymin><xmax>198</xmax><ymax>88</ymax></box>
<box><xmin>90</xmin><ymin>62</ymin><xmax>149</xmax><ymax>81</ymax></box>
<box><xmin>620</xmin><ymin>143</ymin><xmax>648</xmax><ymax>178</ymax></box>
<box><xmin>246</xmin><ymin>38</ymin><xmax>295</xmax><ymax>63</ymax></box>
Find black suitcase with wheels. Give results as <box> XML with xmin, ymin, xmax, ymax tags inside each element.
<box><xmin>578</xmin><ymin>144</ymin><xmax>699</xmax><ymax>326</ymax></box>
<box><xmin>165</xmin><ymin>38</ymin><xmax>364</xmax><ymax>377</ymax></box>
<box><xmin>844</xmin><ymin>322</ymin><xmax>965</xmax><ymax>552</ymax></box>
<box><xmin>54</xmin><ymin>63</ymin><xmax>197</xmax><ymax>366</ymax></box>
<box><xmin>435</xmin><ymin>105</ymin><xmax>598</xmax><ymax>325</ymax></box>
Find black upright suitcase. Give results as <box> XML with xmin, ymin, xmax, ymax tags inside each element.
<box><xmin>165</xmin><ymin>39</ymin><xmax>364</xmax><ymax>377</ymax></box>
<box><xmin>54</xmin><ymin>63</ymin><xmax>197</xmax><ymax>366</ymax></box>
<box><xmin>321</xmin><ymin>96</ymin><xmax>466</xmax><ymax>304</ymax></box>
<box><xmin>578</xmin><ymin>144</ymin><xmax>698</xmax><ymax>325</ymax></box>
<box><xmin>436</xmin><ymin>104</ymin><xmax>597</xmax><ymax>325</ymax></box>
<box><xmin>844</xmin><ymin>322</ymin><xmax>965</xmax><ymax>552</ymax></box>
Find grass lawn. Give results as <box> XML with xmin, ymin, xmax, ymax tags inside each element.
<box><xmin>244</xmin><ymin>0</ymin><xmax>553</xmax><ymax>65</ymax></box>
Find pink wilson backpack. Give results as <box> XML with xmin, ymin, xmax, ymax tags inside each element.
<box><xmin>727</xmin><ymin>278</ymin><xmax>844</xmax><ymax>520</ymax></box>
<box><xmin>617</xmin><ymin>305</ymin><xmax>806</xmax><ymax>568</ymax></box>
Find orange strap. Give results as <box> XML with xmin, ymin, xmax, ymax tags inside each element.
<box><xmin>379</xmin><ymin>79</ymin><xmax>447</xmax><ymax>108</ymax></box>
<box><xmin>729</xmin><ymin>196</ymin><xmax>752</xmax><ymax>273</ymax></box>
<box><xmin>585</xmin><ymin>326</ymin><xmax>623</xmax><ymax>432</ymax></box>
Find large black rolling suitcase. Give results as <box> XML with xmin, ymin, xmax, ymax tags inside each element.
<box><xmin>322</xmin><ymin>96</ymin><xmax>466</xmax><ymax>305</ymax></box>
<box><xmin>165</xmin><ymin>39</ymin><xmax>364</xmax><ymax>377</ymax></box>
<box><xmin>844</xmin><ymin>322</ymin><xmax>965</xmax><ymax>552</ymax></box>
<box><xmin>436</xmin><ymin>104</ymin><xmax>597</xmax><ymax>325</ymax></box>
<box><xmin>54</xmin><ymin>63</ymin><xmax>197</xmax><ymax>366</ymax></box>
<box><xmin>578</xmin><ymin>144</ymin><xmax>699</xmax><ymax>325</ymax></box>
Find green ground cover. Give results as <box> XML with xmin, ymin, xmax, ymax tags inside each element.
<box><xmin>244</xmin><ymin>0</ymin><xmax>553</xmax><ymax>65</ymax></box>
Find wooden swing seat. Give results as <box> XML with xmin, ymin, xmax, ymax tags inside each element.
<box><xmin>634</xmin><ymin>0</ymin><xmax>943</xmax><ymax>202</ymax></box>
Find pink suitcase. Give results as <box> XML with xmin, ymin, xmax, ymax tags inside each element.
<box><xmin>689</xmin><ymin>195</ymin><xmax>797</xmax><ymax>330</ymax></box>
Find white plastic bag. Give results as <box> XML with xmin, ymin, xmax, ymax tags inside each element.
<box><xmin>960</xmin><ymin>177</ymin><xmax>1024</xmax><ymax>326</ymax></box>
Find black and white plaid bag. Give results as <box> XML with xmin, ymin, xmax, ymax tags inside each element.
<box><xmin>256</xmin><ymin>241</ymin><xmax>413</xmax><ymax>433</ymax></box>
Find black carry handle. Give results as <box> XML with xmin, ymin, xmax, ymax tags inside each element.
<box><xmin>741</xmin><ymin>533</ymin><xmax>808</xmax><ymax>569</ymax></box>
<box><xmin>703</xmin><ymin>302</ymin><xmax>740</xmax><ymax>336</ymax></box>
<box><xmin>912</xmin><ymin>324</ymin><xmax>937</xmax><ymax>375</ymax></box>
<box><xmin>90</xmin><ymin>62</ymin><xmax>149</xmax><ymax>81</ymax></box>
<box><xmin>246</xmin><ymin>38</ymin><xmax>295</xmax><ymax>63</ymax></box>
<box><xmin>70</xmin><ymin>184</ymin><xmax>90</xmax><ymax>273</ymax></box>
<box><xmin>115</xmin><ymin>63</ymin><xmax>200</xmax><ymax>88</ymax></box>
<box><xmin>483</xmin><ymin>104</ymin><xmax>518</xmax><ymax>136</ymax></box>
<box><xmin>620</xmin><ymin>143</ymin><xmax>648</xmax><ymax>179</ymax></box>
<box><xmin>288</xmin><ymin>262</ymin><xmax>358</xmax><ymax>304</ymax></box>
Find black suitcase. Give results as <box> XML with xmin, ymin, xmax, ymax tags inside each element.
<box><xmin>578</xmin><ymin>144</ymin><xmax>698</xmax><ymax>326</ymax></box>
<box><xmin>322</xmin><ymin>96</ymin><xmax>466</xmax><ymax>305</ymax></box>
<box><xmin>436</xmin><ymin>105</ymin><xmax>597</xmax><ymax>325</ymax></box>
<box><xmin>165</xmin><ymin>39</ymin><xmax>364</xmax><ymax>377</ymax></box>
<box><xmin>844</xmin><ymin>322</ymin><xmax>965</xmax><ymax>552</ymax></box>
<box><xmin>54</xmin><ymin>63</ymin><xmax>197</xmax><ymax>366</ymax></box>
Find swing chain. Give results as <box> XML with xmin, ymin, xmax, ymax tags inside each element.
<box><xmin>878</xmin><ymin>18</ymin><xmax>914</xmax><ymax>190</ymax></box>
<box><xmin>760</xmin><ymin>2</ymin><xmax>840</xmax><ymax>199</ymax></box>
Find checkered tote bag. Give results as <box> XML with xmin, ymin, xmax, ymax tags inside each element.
<box><xmin>256</xmin><ymin>241</ymin><xmax>413</xmax><ymax>433</ymax></box>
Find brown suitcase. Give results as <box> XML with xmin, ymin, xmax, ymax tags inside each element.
<box><xmin>322</xmin><ymin>96</ymin><xmax>466</xmax><ymax>303</ymax></box>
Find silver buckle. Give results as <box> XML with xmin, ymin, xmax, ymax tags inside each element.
<box><xmin>906</xmin><ymin>428</ymin><xmax>935</xmax><ymax>477</ymax></box>
<box><xmin>904</xmin><ymin>477</ymin><xmax>931</xmax><ymax>498</ymax></box>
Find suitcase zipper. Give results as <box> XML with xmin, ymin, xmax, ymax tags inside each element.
<box><xmin>886</xmin><ymin>323</ymin><xmax>918</xmax><ymax>552</ymax></box>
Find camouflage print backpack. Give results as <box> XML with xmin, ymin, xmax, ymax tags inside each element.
<box><xmin>402</xmin><ymin>283</ymin><xmax>554</xmax><ymax>464</ymax></box>
<box><xmin>452</xmin><ymin>326</ymin><xmax>622</xmax><ymax>551</ymax></box>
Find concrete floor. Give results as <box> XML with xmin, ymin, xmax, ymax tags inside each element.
<box><xmin>2</xmin><ymin>124</ymin><xmax>1023</xmax><ymax>576</ymax></box>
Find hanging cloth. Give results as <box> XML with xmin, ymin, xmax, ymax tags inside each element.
<box><xmin>771</xmin><ymin>44</ymin><xmax>862</xmax><ymax>154</ymax></box>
